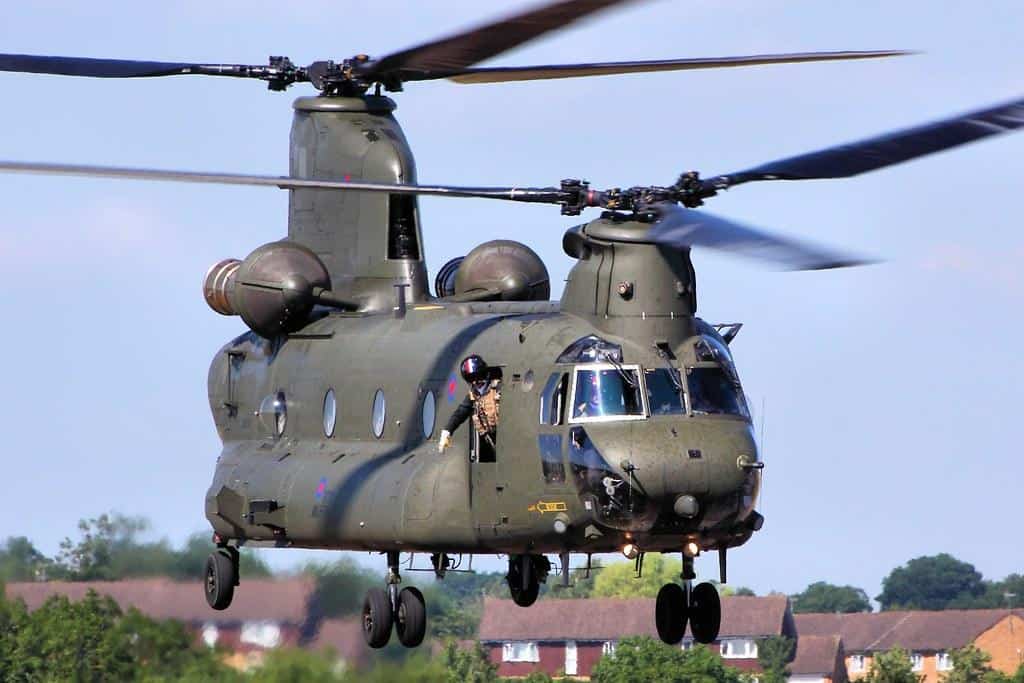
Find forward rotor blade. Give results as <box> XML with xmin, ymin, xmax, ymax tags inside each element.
<box><xmin>444</xmin><ymin>50</ymin><xmax>909</xmax><ymax>84</ymax></box>
<box><xmin>361</xmin><ymin>0</ymin><xmax>636</xmax><ymax>83</ymax></box>
<box><xmin>0</xmin><ymin>160</ymin><xmax>567</xmax><ymax>203</ymax></box>
<box><xmin>706</xmin><ymin>96</ymin><xmax>1024</xmax><ymax>190</ymax></box>
<box><xmin>646</xmin><ymin>203</ymin><xmax>872</xmax><ymax>271</ymax></box>
<box><xmin>0</xmin><ymin>53</ymin><xmax>277</xmax><ymax>81</ymax></box>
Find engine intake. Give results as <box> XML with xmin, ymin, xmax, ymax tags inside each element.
<box><xmin>437</xmin><ymin>240</ymin><xmax>549</xmax><ymax>302</ymax></box>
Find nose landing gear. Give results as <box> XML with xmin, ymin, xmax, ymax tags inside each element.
<box><xmin>362</xmin><ymin>552</ymin><xmax>428</xmax><ymax>649</ymax></box>
<box><xmin>654</xmin><ymin>554</ymin><xmax>721</xmax><ymax>645</ymax></box>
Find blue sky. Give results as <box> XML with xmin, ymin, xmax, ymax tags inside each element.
<box><xmin>0</xmin><ymin>0</ymin><xmax>1021</xmax><ymax>601</ymax></box>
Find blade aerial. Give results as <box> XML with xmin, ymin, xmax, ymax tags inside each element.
<box><xmin>444</xmin><ymin>50</ymin><xmax>909</xmax><ymax>84</ymax></box>
<box><xmin>704</xmin><ymin>95</ymin><xmax>1024</xmax><ymax>191</ymax></box>
<box><xmin>359</xmin><ymin>0</ymin><xmax>637</xmax><ymax>84</ymax></box>
<box><xmin>645</xmin><ymin>203</ymin><xmax>872</xmax><ymax>271</ymax></box>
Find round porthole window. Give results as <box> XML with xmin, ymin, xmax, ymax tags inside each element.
<box><xmin>421</xmin><ymin>390</ymin><xmax>436</xmax><ymax>439</ymax></box>
<box><xmin>259</xmin><ymin>391</ymin><xmax>287</xmax><ymax>437</ymax></box>
<box><xmin>372</xmin><ymin>389</ymin><xmax>386</xmax><ymax>438</ymax></box>
<box><xmin>323</xmin><ymin>389</ymin><xmax>337</xmax><ymax>438</ymax></box>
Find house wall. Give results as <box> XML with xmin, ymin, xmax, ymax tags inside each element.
<box><xmin>975</xmin><ymin>614</ymin><xmax>1024</xmax><ymax>676</ymax></box>
<box><xmin>848</xmin><ymin>651</ymin><xmax>952</xmax><ymax>683</ymax></box>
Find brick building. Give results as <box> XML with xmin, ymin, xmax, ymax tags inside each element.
<box><xmin>4</xmin><ymin>579</ymin><xmax>369</xmax><ymax>670</ymax></box>
<box><xmin>478</xmin><ymin>595</ymin><xmax>847</xmax><ymax>681</ymax></box>
<box><xmin>796</xmin><ymin>609</ymin><xmax>1024</xmax><ymax>683</ymax></box>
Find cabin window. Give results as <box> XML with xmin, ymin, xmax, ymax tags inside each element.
<box><xmin>421</xmin><ymin>390</ymin><xmax>436</xmax><ymax>439</ymax></box>
<box><xmin>387</xmin><ymin>194</ymin><xmax>420</xmax><ymax>260</ymax></box>
<box><xmin>323</xmin><ymin>389</ymin><xmax>337</xmax><ymax>438</ymax></box>
<box><xmin>502</xmin><ymin>641</ymin><xmax>539</xmax><ymax>663</ymax></box>
<box><xmin>539</xmin><ymin>372</ymin><xmax>568</xmax><ymax>425</ymax></box>
<box><xmin>372</xmin><ymin>389</ymin><xmax>387</xmax><ymax>438</ymax></box>
<box><xmin>686</xmin><ymin>366</ymin><xmax>749</xmax><ymax>418</ymax></box>
<box><xmin>258</xmin><ymin>391</ymin><xmax>287</xmax><ymax>437</ymax></box>
<box><xmin>537</xmin><ymin>434</ymin><xmax>565</xmax><ymax>485</ymax></box>
<box><xmin>570</xmin><ymin>365</ymin><xmax>645</xmax><ymax>422</ymax></box>
<box><xmin>645</xmin><ymin>368</ymin><xmax>686</xmax><ymax>415</ymax></box>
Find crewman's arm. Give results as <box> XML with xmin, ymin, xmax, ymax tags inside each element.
<box><xmin>438</xmin><ymin>395</ymin><xmax>473</xmax><ymax>452</ymax></box>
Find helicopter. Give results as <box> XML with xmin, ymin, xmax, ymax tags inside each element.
<box><xmin>2</xmin><ymin>0</ymin><xmax>1023</xmax><ymax>652</ymax></box>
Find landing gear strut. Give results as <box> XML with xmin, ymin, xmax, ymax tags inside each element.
<box><xmin>507</xmin><ymin>554</ymin><xmax>550</xmax><ymax>607</ymax></box>
<box><xmin>655</xmin><ymin>553</ymin><xmax>721</xmax><ymax>645</ymax></box>
<box><xmin>362</xmin><ymin>552</ymin><xmax>427</xmax><ymax>649</ymax></box>
<box><xmin>204</xmin><ymin>545</ymin><xmax>238</xmax><ymax>610</ymax></box>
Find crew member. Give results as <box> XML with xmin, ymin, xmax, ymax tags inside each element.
<box><xmin>438</xmin><ymin>355</ymin><xmax>501</xmax><ymax>457</ymax></box>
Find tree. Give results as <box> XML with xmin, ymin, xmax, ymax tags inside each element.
<box><xmin>306</xmin><ymin>558</ymin><xmax>380</xmax><ymax>618</ymax></box>
<box><xmin>792</xmin><ymin>581</ymin><xmax>871</xmax><ymax>613</ymax></box>
<box><xmin>591</xmin><ymin>637</ymin><xmax>747</xmax><ymax>683</ymax></box>
<box><xmin>0</xmin><ymin>537</ymin><xmax>50</xmax><ymax>581</ymax></box>
<box><xmin>757</xmin><ymin>636</ymin><xmax>794</xmax><ymax>683</ymax></box>
<box><xmin>861</xmin><ymin>648</ymin><xmax>922</xmax><ymax>683</ymax></box>
<box><xmin>440</xmin><ymin>640</ymin><xmax>500</xmax><ymax>683</ymax></box>
<box><xmin>877</xmin><ymin>554</ymin><xmax>985</xmax><ymax>611</ymax></box>
<box><xmin>592</xmin><ymin>556</ymin><xmax>681</xmax><ymax>598</ymax></box>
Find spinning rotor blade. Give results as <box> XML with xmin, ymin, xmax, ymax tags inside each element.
<box><xmin>646</xmin><ymin>204</ymin><xmax>872</xmax><ymax>271</ymax></box>
<box><xmin>705</xmin><ymin>95</ymin><xmax>1024</xmax><ymax>190</ymax></box>
<box><xmin>0</xmin><ymin>53</ymin><xmax>301</xmax><ymax>83</ymax></box>
<box><xmin>360</xmin><ymin>0</ymin><xmax>634</xmax><ymax>84</ymax></box>
<box><xmin>445</xmin><ymin>50</ymin><xmax>909</xmax><ymax>84</ymax></box>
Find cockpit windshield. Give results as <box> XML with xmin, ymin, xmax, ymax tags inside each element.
<box><xmin>687</xmin><ymin>366</ymin><xmax>749</xmax><ymax>417</ymax></box>
<box><xmin>644</xmin><ymin>368</ymin><xmax>686</xmax><ymax>415</ymax></box>
<box><xmin>571</xmin><ymin>366</ymin><xmax>645</xmax><ymax>422</ymax></box>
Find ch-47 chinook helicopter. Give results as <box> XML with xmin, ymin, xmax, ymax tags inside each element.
<box><xmin>2</xmin><ymin>0</ymin><xmax>1024</xmax><ymax>652</ymax></box>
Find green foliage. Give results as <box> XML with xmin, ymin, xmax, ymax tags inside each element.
<box><xmin>440</xmin><ymin>640</ymin><xmax>500</xmax><ymax>683</ymax></box>
<box><xmin>941</xmin><ymin>645</ymin><xmax>1024</xmax><ymax>683</ymax></box>
<box><xmin>520</xmin><ymin>672</ymin><xmax>555</xmax><ymax>683</ymax></box>
<box><xmin>591</xmin><ymin>637</ymin><xmax>746</xmax><ymax>683</ymax></box>
<box><xmin>591</xmin><ymin>556</ymin><xmax>681</xmax><ymax>598</ymax></box>
<box><xmin>0</xmin><ymin>537</ymin><xmax>50</xmax><ymax>582</ymax></box>
<box><xmin>0</xmin><ymin>589</ymin><xmax>232</xmax><ymax>681</ymax></box>
<box><xmin>877</xmin><ymin>554</ymin><xmax>984</xmax><ymax>611</ymax></box>
<box><xmin>731</xmin><ymin>586</ymin><xmax>757</xmax><ymax>597</ymax></box>
<box><xmin>249</xmin><ymin>648</ymin><xmax>342</xmax><ymax>683</ymax></box>
<box><xmin>861</xmin><ymin>648</ymin><xmax>922</xmax><ymax>683</ymax></box>
<box><xmin>306</xmin><ymin>557</ymin><xmax>379</xmax><ymax>619</ymax></box>
<box><xmin>757</xmin><ymin>635</ymin><xmax>794</xmax><ymax>683</ymax></box>
<box><xmin>792</xmin><ymin>581</ymin><xmax>871</xmax><ymax>613</ymax></box>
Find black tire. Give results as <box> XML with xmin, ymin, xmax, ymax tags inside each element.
<box><xmin>395</xmin><ymin>587</ymin><xmax>427</xmax><ymax>648</ymax></box>
<box><xmin>362</xmin><ymin>587</ymin><xmax>394</xmax><ymax>649</ymax></box>
<box><xmin>655</xmin><ymin>583</ymin><xmax>687</xmax><ymax>644</ymax></box>
<box><xmin>510</xmin><ymin>580</ymin><xmax>540</xmax><ymax>607</ymax></box>
<box><xmin>204</xmin><ymin>550</ymin><xmax>236</xmax><ymax>610</ymax></box>
<box><xmin>689</xmin><ymin>581</ymin><xmax>721</xmax><ymax>644</ymax></box>
<box><xmin>507</xmin><ymin>555</ymin><xmax>540</xmax><ymax>607</ymax></box>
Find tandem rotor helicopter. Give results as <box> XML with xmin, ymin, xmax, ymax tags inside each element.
<box><xmin>2</xmin><ymin>0</ymin><xmax>1023</xmax><ymax>651</ymax></box>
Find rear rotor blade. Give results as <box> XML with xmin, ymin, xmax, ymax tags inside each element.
<box><xmin>706</xmin><ymin>96</ymin><xmax>1024</xmax><ymax>190</ymax></box>
<box><xmin>444</xmin><ymin>50</ymin><xmax>909</xmax><ymax>84</ymax></box>
<box><xmin>646</xmin><ymin>203</ymin><xmax>872</xmax><ymax>271</ymax></box>
<box><xmin>360</xmin><ymin>0</ymin><xmax>636</xmax><ymax>84</ymax></box>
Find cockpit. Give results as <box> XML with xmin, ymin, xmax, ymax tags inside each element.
<box><xmin>542</xmin><ymin>334</ymin><xmax>749</xmax><ymax>425</ymax></box>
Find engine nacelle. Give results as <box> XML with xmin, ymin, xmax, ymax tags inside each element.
<box><xmin>435</xmin><ymin>240</ymin><xmax>549</xmax><ymax>302</ymax></box>
<box><xmin>203</xmin><ymin>241</ymin><xmax>331</xmax><ymax>338</ymax></box>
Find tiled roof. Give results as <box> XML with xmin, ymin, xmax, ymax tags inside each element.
<box><xmin>478</xmin><ymin>595</ymin><xmax>789</xmax><ymax>642</ymax></box>
<box><xmin>795</xmin><ymin>609</ymin><xmax>1023</xmax><ymax>652</ymax></box>
<box><xmin>5</xmin><ymin>578</ymin><xmax>315</xmax><ymax>624</ymax></box>
<box><xmin>790</xmin><ymin>635</ymin><xmax>842</xmax><ymax>676</ymax></box>
<box><xmin>308</xmin><ymin>618</ymin><xmax>369</xmax><ymax>667</ymax></box>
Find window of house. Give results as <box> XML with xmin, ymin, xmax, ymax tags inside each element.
<box><xmin>240</xmin><ymin>620</ymin><xmax>282</xmax><ymax>649</ymax></box>
<box><xmin>502</xmin><ymin>641</ymin><xmax>539</xmax><ymax>663</ymax></box>
<box><xmin>937</xmin><ymin>652</ymin><xmax>953</xmax><ymax>671</ymax></box>
<box><xmin>910</xmin><ymin>653</ymin><xmax>924</xmax><ymax>671</ymax></box>
<box><xmin>720</xmin><ymin>638</ymin><xmax>758</xmax><ymax>659</ymax></box>
<box><xmin>565</xmin><ymin>641</ymin><xmax>578</xmax><ymax>676</ymax></box>
<box><xmin>602</xmin><ymin>641</ymin><xmax>617</xmax><ymax>657</ymax></box>
<box><xmin>849</xmin><ymin>654</ymin><xmax>866</xmax><ymax>672</ymax></box>
<box><xmin>680</xmin><ymin>638</ymin><xmax>694</xmax><ymax>651</ymax></box>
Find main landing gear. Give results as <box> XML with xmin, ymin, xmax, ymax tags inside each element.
<box><xmin>362</xmin><ymin>552</ymin><xmax>427</xmax><ymax>649</ymax></box>
<box><xmin>507</xmin><ymin>554</ymin><xmax>551</xmax><ymax>607</ymax></box>
<box><xmin>204</xmin><ymin>546</ymin><xmax>239</xmax><ymax>610</ymax></box>
<box><xmin>655</xmin><ymin>554</ymin><xmax>721</xmax><ymax>645</ymax></box>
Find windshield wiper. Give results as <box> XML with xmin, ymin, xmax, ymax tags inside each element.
<box><xmin>602</xmin><ymin>353</ymin><xmax>637</xmax><ymax>388</ymax></box>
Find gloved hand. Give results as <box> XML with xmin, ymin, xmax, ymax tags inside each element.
<box><xmin>437</xmin><ymin>429</ymin><xmax>452</xmax><ymax>453</ymax></box>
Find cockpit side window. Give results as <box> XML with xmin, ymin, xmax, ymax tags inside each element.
<box><xmin>686</xmin><ymin>366</ymin><xmax>749</xmax><ymax>418</ymax></box>
<box><xmin>570</xmin><ymin>365</ymin><xmax>645</xmax><ymax>422</ymax></box>
<box><xmin>644</xmin><ymin>368</ymin><xmax>686</xmax><ymax>415</ymax></box>
<box><xmin>539</xmin><ymin>372</ymin><xmax>569</xmax><ymax>426</ymax></box>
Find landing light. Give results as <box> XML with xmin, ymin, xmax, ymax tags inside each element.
<box><xmin>683</xmin><ymin>541</ymin><xmax>701</xmax><ymax>558</ymax></box>
<box><xmin>621</xmin><ymin>543</ymin><xmax>639</xmax><ymax>560</ymax></box>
